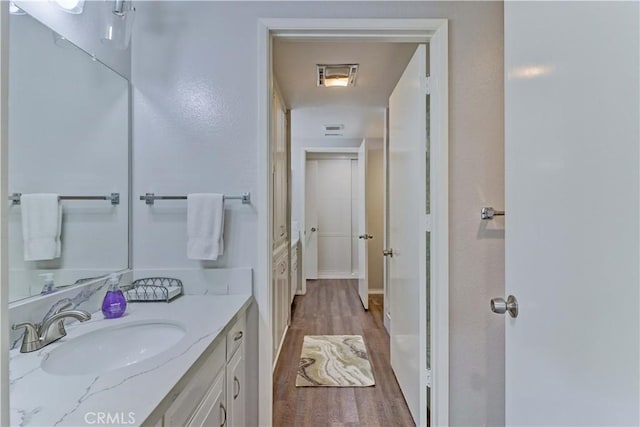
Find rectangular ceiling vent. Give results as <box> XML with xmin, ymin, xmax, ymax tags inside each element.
<box><xmin>323</xmin><ymin>124</ymin><xmax>344</xmax><ymax>136</ymax></box>
<box><xmin>317</xmin><ymin>64</ymin><xmax>359</xmax><ymax>88</ymax></box>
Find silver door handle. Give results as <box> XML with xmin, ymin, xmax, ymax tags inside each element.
<box><xmin>383</xmin><ymin>249</ymin><xmax>394</xmax><ymax>257</ymax></box>
<box><xmin>358</xmin><ymin>234</ymin><xmax>374</xmax><ymax>240</ymax></box>
<box><xmin>490</xmin><ymin>295</ymin><xmax>518</xmax><ymax>318</ymax></box>
<box><xmin>481</xmin><ymin>207</ymin><xmax>505</xmax><ymax>220</ymax></box>
<box><xmin>310</xmin><ymin>227</ymin><xmax>317</xmax><ymax>232</ymax></box>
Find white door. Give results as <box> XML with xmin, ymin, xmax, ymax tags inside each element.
<box><xmin>504</xmin><ymin>2</ymin><xmax>639</xmax><ymax>425</ymax></box>
<box><xmin>357</xmin><ymin>140</ymin><xmax>369</xmax><ymax>310</ymax></box>
<box><xmin>315</xmin><ymin>159</ymin><xmax>353</xmax><ymax>278</ymax></box>
<box><xmin>382</xmin><ymin>110</ymin><xmax>391</xmax><ymax>333</ymax></box>
<box><xmin>389</xmin><ymin>44</ymin><xmax>427</xmax><ymax>423</ymax></box>
<box><xmin>304</xmin><ymin>159</ymin><xmax>318</xmax><ymax>279</ymax></box>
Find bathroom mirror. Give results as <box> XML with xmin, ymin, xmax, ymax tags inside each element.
<box><xmin>7</xmin><ymin>11</ymin><xmax>130</xmax><ymax>302</ymax></box>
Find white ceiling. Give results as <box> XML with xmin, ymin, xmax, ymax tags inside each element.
<box><xmin>273</xmin><ymin>40</ymin><xmax>418</xmax><ymax>140</ymax></box>
<box><xmin>273</xmin><ymin>40</ymin><xmax>418</xmax><ymax>109</ymax></box>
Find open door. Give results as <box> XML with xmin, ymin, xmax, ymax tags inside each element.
<box><xmin>503</xmin><ymin>2</ymin><xmax>639</xmax><ymax>424</ymax></box>
<box><xmin>388</xmin><ymin>44</ymin><xmax>427</xmax><ymax>423</ymax></box>
<box><xmin>304</xmin><ymin>159</ymin><xmax>318</xmax><ymax>280</ymax></box>
<box><xmin>357</xmin><ymin>140</ymin><xmax>369</xmax><ymax>310</ymax></box>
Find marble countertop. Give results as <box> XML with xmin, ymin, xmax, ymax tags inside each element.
<box><xmin>10</xmin><ymin>294</ymin><xmax>252</xmax><ymax>427</ymax></box>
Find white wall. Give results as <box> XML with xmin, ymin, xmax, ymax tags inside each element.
<box><xmin>8</xmin><ymin>13</ymin><xmax>129</xmax><ymax>301</ymax></box>
<box><xmin>132</xmin><ymin>2</ymin><xmax>504</xmax><ymax>425</ymax></box>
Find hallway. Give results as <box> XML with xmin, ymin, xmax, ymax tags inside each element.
<box><xmin>273</xmin><ymin>279</ymin><xmax>415</xmax><ymax>426</ymax></box>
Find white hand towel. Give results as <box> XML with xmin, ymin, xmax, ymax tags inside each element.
<box><xmin>187</xmin><ymin>193</ymin><xmax>224</xmax><ymax>260</ymax></box>
<box><xmin>20</xmin><ymin>194</ymin><xmax>62</xmax><ymax>261</ymax></box>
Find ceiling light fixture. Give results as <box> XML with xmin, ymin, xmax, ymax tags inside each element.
<box><xmin>317</xmin><ymin>64</ymin><xmax>358</xmax><ymax>88</ymax></box>
<box><xmin>52</xmin><ymin>0</ymin><xmax>85</xmax><ymax>14</ymax></box>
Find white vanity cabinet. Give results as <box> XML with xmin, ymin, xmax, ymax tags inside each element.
<box><xmin>290</xmin><ymin>240</ymin><xmax>300</xmax><ymax>304</ymax></box>
<box><xmin>161</xmin><ymin>312</ymin><xmax>246</xmax><ymax>427</ymax></box>
<box><xmin>272</xmin><ymin>247</ymin><xmax>289</xmax><ymax>362</ymax></box>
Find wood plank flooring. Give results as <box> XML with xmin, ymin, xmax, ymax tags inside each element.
<box><xmin>273</xmin><ymin>279</ymin><xmax>416</xmax><ymax>427</ymax></box>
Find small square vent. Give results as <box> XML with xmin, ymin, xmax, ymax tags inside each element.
<box><xmin>323</xmin><ymin>124</ymin><xmax>344</xmax><ymax>136</ymax></box>
<box><xmin>317</xmin><ymin>64</ymin><xmax>358</xmax><ymax>88</ymax></box>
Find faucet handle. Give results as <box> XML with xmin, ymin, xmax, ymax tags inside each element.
<box><xmin>12</xmin><ymin>322</ymin><xmax>38</xmax><ymax>334</ymax></box>
<box><xmin>12</xmin><ymin>322</ymin><xmax>41</xmax><ymax>353</ymax></box>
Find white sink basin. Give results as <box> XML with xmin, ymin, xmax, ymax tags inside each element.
<box><xmin>41</xmin><ymin>320</ymin><xmax>186</xmax><ymax>376</ymax></box>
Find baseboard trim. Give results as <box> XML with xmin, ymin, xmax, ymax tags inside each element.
<box><xmin>317</xmin><ymin>272</ymin><xmax>357</xmax><ymax>280</ymax></box>
<box><xmin>368</xmin><ymin>289</ymin><xmax>384</xmax><ymax>295</ymax></box>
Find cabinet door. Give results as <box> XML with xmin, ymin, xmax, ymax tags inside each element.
<box><xmin>187</xmin><ymin>370</ymin><xmax>226</xmax><ymax>427</ymax></box>
<box><xmin>272</xmin><ymin>91</ymin><xmax>288</xmax><ymax>248</ymax></box>
<box><xmin>290</xmin><ymin>245</ymin><xmax>297</xmax><ymax>304</ymax></box>
<box><xmin>272</xmin><ymin>250</ymin><xmax>289</xmax><ymax>361</ymax></box>
<box><xmin>226</xmin><ymin>346</ymin><xmax>245</xmax><ymax>427</ymax></box>
<box><xmin>164</xmin><ymin>344</ymin><xmax>226</xmax><ymax>426</ymax></box>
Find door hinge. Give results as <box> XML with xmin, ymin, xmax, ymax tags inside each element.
<box><xmin>426</xmin><ymin>369</ymin><xmax>432</xmax><ymax>387</ymax></box>
<box><xmin>422</xmin><ymin>76</ymin><xmax>431</xmax><ymax>95</ymax></box>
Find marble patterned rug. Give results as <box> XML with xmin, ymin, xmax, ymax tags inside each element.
<box><xmin>296</xmin><ymin>335</ymin><xmax>375</xmax><ymax>387</ymax></box>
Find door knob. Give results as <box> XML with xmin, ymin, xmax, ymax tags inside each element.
<box><xmin>490</xmin><ymin>295</ymin><xmax>518</xmax><ymax>318</ymax></box>
<box><xmin>481</xmin><ymin>207</ymin><xmax>505</xmax><ymax>220</ymax></box>
<box><xmin>310</xmin><ymin>227</ymin><xmax>317</xmax><ymax>232</ymax></box>
<box><xmin>383</xmin><ymin>249</ymin><xmax>394</xmax><ymax>257</ymax></box>
<box><xmin>359</xmin><ymin>234</ymin><xmax>374</xmax><ymax>240</ymax></box>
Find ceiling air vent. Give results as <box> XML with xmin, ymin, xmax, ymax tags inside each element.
<box><xmin>323</xmin><ymin>124</ymin><xmax>344</xmax><ymax>136</ymax></box>
<box><xmin>317</xmin><ymin>64</ymin><xmax>359</xmax><ymax>88</ymax></box>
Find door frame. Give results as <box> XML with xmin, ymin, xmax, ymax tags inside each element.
<box><xmin>257</xmin><ymin>18</ymin><xmax>449</xmax><ymax>427</ymax></box>
<box><xmin>0</xmin><ymin>3</ymin><xmax>8</xmax><ymax>425</ymax></box>
<box><xmin>300</xmin><ymin>147</ymin><xmax>359</xmax><ymax>294</ymax></box>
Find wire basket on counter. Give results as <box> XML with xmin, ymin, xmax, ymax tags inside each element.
<box><xmin>124</xmin><ymin>277</ymin><xmax>183</xmax><ymax>303</ymax></box>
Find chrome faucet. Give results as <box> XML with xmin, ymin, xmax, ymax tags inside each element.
<box><xmin>12</xmin><ymin>302</ymin><xmax>91</xmax><ymax>353</ymax></box>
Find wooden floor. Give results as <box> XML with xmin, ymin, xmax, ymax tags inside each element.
<box><xmin>273</xmin><ymin>279</ymin><xmax>415</xmax><ymax>427</ymax></box>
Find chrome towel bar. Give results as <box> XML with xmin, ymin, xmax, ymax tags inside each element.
<box><xmin>140</xmin><ymin>192</ymin><xmax>251</xmax><ymax>206</ymax></box>
<box><xmin>9</xmin><ymin>192</ymin><xmax>120</xmax><ymax>206</ymax></box>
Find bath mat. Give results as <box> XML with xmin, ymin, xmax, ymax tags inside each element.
<box><xmin>296</xmin><ymin>335</ymin><xmax>375</xmax><ymax>387</ymax></box>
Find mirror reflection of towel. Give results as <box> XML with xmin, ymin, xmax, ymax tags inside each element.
<box><xmin>187</xmin><ymin>193</ymin><xmax>224</xmax><ymax>260</ymax></box>
<box><xmin>21</xmin><ymin>193</ymin><xmax>62</xmax><ymax>261</ymax></box>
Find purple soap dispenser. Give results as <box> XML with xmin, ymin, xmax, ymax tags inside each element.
<box><xmin>102</xmin><ymin>273</ymin><xmax>127</xmax><ymax>319</ymax></box>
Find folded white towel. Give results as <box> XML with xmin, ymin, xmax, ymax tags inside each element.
<box><xmin>187</xmin><ymin>193</ymin><xmax>224</xmax><ymax>260</ymax></box>
<box><xmin>20</xmin><ymin>194</ymin><xmax>62</xmax><ymax>261</ymax></box>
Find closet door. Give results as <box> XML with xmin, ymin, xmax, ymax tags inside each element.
<box><xmin>272</xmin><ymin>91</ymin><xmax>288</xmax><ymax>249</ymax></box>
<box><xmin>315</xmin><ymin>159</ymin><xmax>353</xmax><ymax>278</ymax></box>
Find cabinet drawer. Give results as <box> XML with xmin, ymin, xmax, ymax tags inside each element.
<box><xmin>164</xmin><ymin>342</ymin><xmax>226</xmax><ymax>426</ymax></box>
<box><xmin>226</xmin><ymin>314</ymin><xmax>245</xmax><ymax>361</ymax></box>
